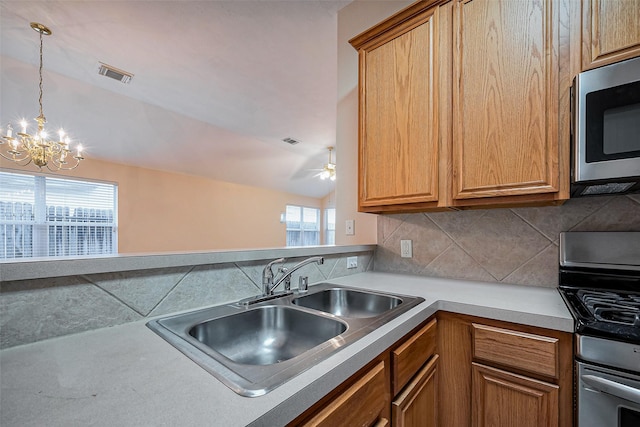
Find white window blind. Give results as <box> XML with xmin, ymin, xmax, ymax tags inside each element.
<box><xmin>0</xmin><ymin>170</ymin><xmax>117</xmax><ymax>259</ymax></box>
<box><xmin>285</xmin><ymin>205</ymin><xmax>320</xmax><ymax>247</ymax></box>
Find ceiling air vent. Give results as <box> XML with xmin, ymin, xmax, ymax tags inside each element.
<box><xmin>98</xmin><ymin>62</ymin><xmax>134</xmax><ymax>84</ymax></box>
<box><xmin>282</xmin><ymin>137</ymin><xmax>300</xmax><ymax>145</ymax></box>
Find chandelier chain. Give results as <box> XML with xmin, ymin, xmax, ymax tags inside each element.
<box><xmin>38</xmin><ymin>29</ymin><xmax>45</xmax><ymax>121</ymax></box>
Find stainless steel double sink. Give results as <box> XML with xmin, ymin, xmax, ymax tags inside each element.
<box><xmin>147</xmin><ymin>283</ymin><xmax>424</xmax><ymax>397</ymax></box>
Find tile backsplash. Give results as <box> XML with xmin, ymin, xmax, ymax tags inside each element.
<box><xmin>3</xmin><ymin>194</ymin><xmax>638</xmax><ymax>349</ymax></box>
<box><xmin>0</xmin><ymin>252</ymin><xmax>373</xmax><ymax>348</ymax></box>
<box><xmin>374</xmin><ymin>194</ymin><xmax>640</xmax><ymax>287</ymax></box>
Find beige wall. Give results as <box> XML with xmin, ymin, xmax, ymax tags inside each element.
<box><xmin>335</xmin><ymin>0</ymin><xmax>413</xmax><ymax>246</ymax></box>
<box><xmin>1</xmin><ymin>158</ymin><xmax>321</xmax><ymax>253</ymax></box>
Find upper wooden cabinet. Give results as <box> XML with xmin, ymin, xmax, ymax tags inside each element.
<box><xmin>580</xmin><ymin>0</ymin><xmax>640</xmax><ymax>70</ymax></box>
<box><xmin>451</xmin><ymin>0</ymin><xmax>560</xmax><ymax>203</ymax></box>
<box><xmin>350</xmin><ymin>0</ymin><xmax>571</xmax><ymax>213</ymax></box>
<box><xmin>350</xmin><ymin>2</ymin><xmax>444</xmax><ymax>211</ymax></box>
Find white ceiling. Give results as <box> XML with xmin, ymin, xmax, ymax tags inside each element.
<box><xmin>0</xmin><ymin>0</ymin><xmax>350</xmax><ymax>198</ymax></box>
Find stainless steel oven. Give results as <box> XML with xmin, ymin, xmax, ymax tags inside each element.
<box><xmin>571</xmin><ymin>56</ymin><xmax>640</xmax><ymax>197</ymax></box>
<box><xmin>577</xmin><ymin>338</ymin><xmax>640</xmax><ymax>427</ymax></box>
<box><xmin>559</xmin><ymin>232</ymin><xmax>640</xmax><ymax>426</ymax></box>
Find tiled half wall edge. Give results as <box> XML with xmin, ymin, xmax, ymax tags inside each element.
<box><xmin>374</xmin><ymin>194</ymin><xmax>640</xmax><ymax>287</ymax></box>
<box><xmin>0</xmin><ymin>251</ymin><xmax>373</xmax><ymax>349</ymax></box>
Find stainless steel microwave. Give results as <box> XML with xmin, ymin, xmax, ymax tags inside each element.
<box><xmin>571</xmin><ymin>56</ymin><xmax>640</xmax><ymax>197</ymax></box>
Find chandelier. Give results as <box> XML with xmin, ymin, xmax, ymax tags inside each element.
<box><xmin>1</xmin><ymin>22</ymin><xmax>84</xmax><ymax>171</ymax></box>
<box><xmin>319</xmin><ymin>146</ymin><xmax>336</xmax><ymax>181</ymax></box>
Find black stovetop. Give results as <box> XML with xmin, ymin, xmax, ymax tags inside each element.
<box><xmin>559</xmin><ymin>268</ymin><xmax>640</xmax><ymax>345</ymax></box>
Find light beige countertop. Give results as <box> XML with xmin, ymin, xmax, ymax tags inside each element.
<box><xmin>0</xmin><ymin>244</ymin><xmax>376</xmax><ymax>282</ymax></box>
<box><xmin>0</xmin><ymin>272</ymin><xmax>573</xmax><ymax>427</ymax></box>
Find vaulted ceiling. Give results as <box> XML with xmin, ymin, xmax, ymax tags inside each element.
<box><xmin>1</xmin><ymin>0</ymin><xmax>350</xmax><ymax>198</ymax></box>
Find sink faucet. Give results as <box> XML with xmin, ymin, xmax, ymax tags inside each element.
<box><xmin>262</xmin><ymin>256</ymin><xmax>324</xmax><ymax>296</ymax></box>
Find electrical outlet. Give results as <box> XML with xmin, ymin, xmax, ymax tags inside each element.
<box><xmin>401</xmin><ymin>240</ymin><xmax>413</xmax><ymax>258</ymax></box>
<box><xmin>345</xmin><ymin>219</ymin><xmax>355</xmax><ymax>235</ymax></box>
<box><xmin>347</xmin><ymin>256</ymin><xmax>358</xmax><ymax>269</ymax></box>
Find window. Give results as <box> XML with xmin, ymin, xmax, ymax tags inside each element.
<box><xmin>285</xmin><ymin>205</ymin><xmax>320</xmax><ymax>246</ymax></box>
<box><xmin>0</xmin><ymin>170</ymin><xmax>117</xmax><ymax>259</ymax></box>
<box><xmin>325</xmin><ymin>208</ymin><xmax>336</xmax><ymax>245</ymax></box>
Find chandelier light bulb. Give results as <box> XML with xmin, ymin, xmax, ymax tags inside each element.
<box><xmin>20</xmin><ymin>120</ymin><xmax>27</xmax><ymax>134</ymax></box>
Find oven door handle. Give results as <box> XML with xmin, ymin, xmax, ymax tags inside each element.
<box><xmin>582</xmin><ymin>374</ymin><xmax>640</xmax><ymax>404</ymax></box>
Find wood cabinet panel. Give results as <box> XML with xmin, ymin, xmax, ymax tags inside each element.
<box><xmin>302</xmin><ymin>360</ymin><xmax>388</xmax><ymax>427</ymax></box>
<box><xmin>437</xmin><ymin>312</ymin><xmax>472</xmax><ymax>427</ymax></box>
<box><xmin>358</xmin><ymin>9</ymin><xmax>439</xmax><ymax>208</ymax></box>
<box><xmin>452</xmin><ymin>0</ymin><xmax>559</xmax><ymax>200</ymax></box>
<box><xmin>582</xmin><ymin>0</ymin><xmax>640</xmax><ymax>69</ymax></box>
<box><xmin>392</xmin><ymin>354</ymin><xmax>439</xmax><ymax>427</ymax></box>
<box><xmin>472</xmin><ymin>363</ymin><xmax>559</xmax><ymax>427</ymax></box>
<box><xmin>392</xmin><ymin>318</ymin><xmax>437</xmax><ymax>395</ymax></box>
<box><xmin>472</xmin><ymin>323</ymin><xmax>559</xmax><ymax>379</ymax></box>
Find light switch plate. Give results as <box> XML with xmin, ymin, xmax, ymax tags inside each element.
<box><xmin>347</xmin><ymin>256</ymin><xmax>358</xmax><ymax>269</ymax></box>
<box><xmin>401</xmin><ymin>240</ymin><xmax>413</xmax><ymax>258</ymax></box>
<box><xmin>345</xmin><ymin>219</ymin><xmax>355</xmax><ymax>235</ymax></box>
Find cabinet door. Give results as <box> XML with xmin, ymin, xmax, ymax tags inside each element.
<box><xmin>472</xmin><ymin>363</ymin><xmax>559</xmax><ymax>427</ymax></box>
<box><xmin>581</xmin><ymin>0</ymin><xmax>640</xmax><ymax>70</ymax></box>
<box><xmin>302</xmin><ymin>360</ymin><xmax>389</xmax><ymax>427</ymax></box>
<box><xmin>452</xmin><ymin>0</ymin><xmax>560</xmax><ymax>203</ymax></box>
<box><xmin>357</xmin><ymin>7</ymin><xmax>440</xmax><ymax>210</ymax></box>
<box><xmin>392</xmin><ymin>354</ymin><xmax>439</xmax><ymax>427</ymax></box>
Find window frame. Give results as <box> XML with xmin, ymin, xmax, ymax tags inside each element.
<box><xmin>285</xmin><ymin>204</ymin><xmax>321</xmax><ymax>247</ymax></box>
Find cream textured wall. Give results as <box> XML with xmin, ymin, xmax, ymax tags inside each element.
<box><xmin>1</xmin><ymin>158</ymin><xmax>321</xmax><ymax>253</ymax></box>
<box><xmin>335</xmin><ymin>0</ymin><xmax>413</xmax><ymax>246</ymax></box>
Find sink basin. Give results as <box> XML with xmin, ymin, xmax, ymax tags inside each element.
<box><xmin>293</xmin><ymin>288</ymin><xmax>402</xmax><ymax>318</ymax></box>
<box><xmin>188</xmin><ymin>306</ymin><xmax>346</xmax><ymax>365</ymax></box>
<box><xmin>147</xmin><ymin>283</ymin><xmax>424</xmax><ymax>397</ymax></box>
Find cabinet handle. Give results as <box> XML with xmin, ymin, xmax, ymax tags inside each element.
<box><xmin>581</xmin><ymin>374</ymin><xmax>640</xmax><ymax>404</ymax></box>
<box><xmin>373</xmin><ymin>418</ymin><xmax>389</xmax><ymax>427</ymax></box>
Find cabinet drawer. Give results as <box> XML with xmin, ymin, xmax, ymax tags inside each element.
<box><xmin>303</xmin><ymin>360</ymin><xmax>388</xmax><ymax>427</ymax></box>
<box><xmin>472</xmin><ymin>323</ymin><xmax>559</xmax><ymax>378</ymax></box>
<box><xmin>392</xmin><ymin>318</ymin><xmax>437</xmax><ymax>395</ymax></box>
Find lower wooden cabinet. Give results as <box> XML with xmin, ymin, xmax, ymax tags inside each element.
<box><xmin>291</xmin><ymin>318</ymin><xmax>437</xmax><ymax>427</ymax></box>
<box><xmin>472</xmin><ymin>363</ymin><xmax>559</xmax><ymax>427</ymax></box>
<box><xmin>437</xmin><ymin>312</ymin><xmax>573</xmax><ymax>427</ymax></box>
<box><xmin>392</xmin><ymin>354</ymin><xmax>439</xmax><ymax>427</ymax></box>
<box><xmin>292</xmin><ymin>312</ymin><xmax>571</xmax><ymax>427</ymax></box>
<box><xmin>301</xmin><ymin>359</ymin><xmax>390</xmax><ymax>427</ymax></box>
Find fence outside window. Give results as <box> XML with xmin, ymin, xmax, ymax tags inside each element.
<box><xmin>0</xmin><ymin>171</ymin><xmax>117</xmax><ymax>259</ymax></box>
<box><xmin>285</xmin><ymin>205</ymin><xmax>320</xmax><ymax>247</ymax></box>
